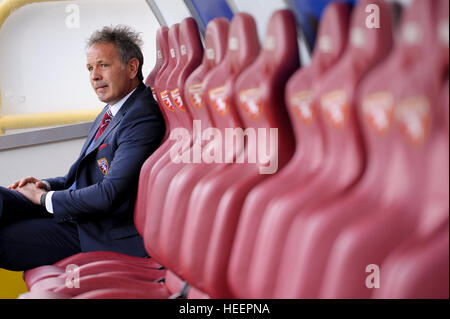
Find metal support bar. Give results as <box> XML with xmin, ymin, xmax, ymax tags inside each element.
<box><xmin>0</xmin><ymin>109</ymin><xmax>101</xmax><ymax>136</ymax></box>
<box><xmin>0</xmin><ymin>122</ymin><xmax>92</xmax><ymax>151</ymax></box>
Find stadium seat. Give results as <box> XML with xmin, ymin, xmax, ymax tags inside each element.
<box><xmin>228</xmin><ymin>1</ymin><xmax>350</xmax><ymax>299</ymax></box>
<box><xmin>142</xmin><ymin>17</ymin><xmax>227</xmax><ymax>265</ymax></box>
<box><xmin>373</xmin><ymin>222</ymin><xmax>448</xmax><ymax>299</ymax></box>
<box><xmin>232</xmin><ymin>0</ymin><xmax>393</xmax><ymax>299</ymax></box>
<box><xmin>146</xmin><ymin>26</ymin><xmax>169</xmax><ymax>107</ymax></box>
<box><xmin>136</xmin><ymin>19</ymin><xmax>203</xmax><ymax>239</ymax></box>
<box><xmin>319</xmin><ymin>0</ymin><xmax>447</xmax><ymax>298</ymax></box>
<box><xmin>368</xmin><ymin>0</ymin><xmax>449</xmax><ymax>299</ymax></box>
<box><xmin>142</xmin><ymin>15</ymin><xmax>241</xmax><ymax>299</ymax></box>
<box><xmin>178</xmin><ymin>9</ymin><xmax>299</xmax><ymax>298</ymax></box>
<box><xmin>158</xmin><ymin>12</ymin><xmax>260</xmax><ymax>298</ymax></box>
<box><xmin>135</xmin><ymin>25</ymin><xmax>171</xmax><ymax>236</ymax></box>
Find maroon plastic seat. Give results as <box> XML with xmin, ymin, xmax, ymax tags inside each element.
<box><xmin>178</xmin><ymin>10</ymin><xmax>299</xmax><ymax>298</ymax></box>
<box><xmin>319</xmin><ymin>0</ymin><xmax>447</xmax><ymax>298</ymax></box>
<box><xmin>272</xmin><ymin>0</ymin><xmax>432</xmax><ymax>299</ymax></box>
<box><xmin>373</xmin><ymin>223</ymin><xmax>448</xmax><ymax>299</ymax></box>
<box><xmin>143</xmin><ymin>18</ymin><xmax>226</xmax><ymax>265</ymax></box>
<box><xmin>28</xmin><ymin>261</ymin><xmax>163</xmax><ymax>292</ymax></box>
<box><xmin>146</xmin><ymin>26</ymin><xmax>169</xmax><ymax>105</ymax></box>
<box><xmin>135</xmin><ymin>24</ymin><xmax>182</xmax><ymax>238</ymax></box>
<box><xmin>142</xmin><ymin>17</ymin><xmax>231</xmax><ymax>298</ymax></box>
<box><xmin>153</xmin><ymin>15</ymin><xmax>249</xmax><ymax>275</ymax></box>
<box><xmin>156</xmin><ymin>13</ymin><xmax>260</xmax><ymax>298</ymax></box>
<box><xmin>227</xmin><ymin>1</ymin><xmax>350</xmax><ymax>299</ymax></box>
<box><xmin>369</xmin><ymin>0</ymin><xmax>449</xmax><ymax>299</ymax></box>
<box><xmin>233</xmin><ymin>0</ymin><xmax>393</xmax><ymax>299</ymax></box>
<box><xmin>135</xmin><ymin>19</ymin><xmax>202</xmax><ymax>245</ymax></box>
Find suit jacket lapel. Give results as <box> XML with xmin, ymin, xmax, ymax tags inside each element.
<box><xmin>83</xmin><ymin>83</ymin><xmax>146</xmax><ymax>158</ymax></box>
<box><xmin>80</xmin><ymin>108</ymin><xmax>105</xmax><ymax>157</ymax></box>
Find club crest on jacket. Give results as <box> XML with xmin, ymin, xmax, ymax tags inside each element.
<box><xmin>97</xmin><ymin>157</ymin><xmax>109</xmax><ymax>175</ymax></box>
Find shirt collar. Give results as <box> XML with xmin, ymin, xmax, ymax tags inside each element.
<box><xmin>108</xmin><ymin>87</ymin><xmax>137</xmax><ymax>116</ymax></box>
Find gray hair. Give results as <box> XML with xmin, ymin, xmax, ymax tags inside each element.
<box><xmin>87</xmin><ymin>25</ymin><xmax>144</xmax><ymax>81</ymax></box>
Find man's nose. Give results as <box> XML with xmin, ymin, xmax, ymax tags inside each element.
<box><xmin>91</xmin><ymin>67</ymin><xmax>102</xmax><ymax>81</ymax></box>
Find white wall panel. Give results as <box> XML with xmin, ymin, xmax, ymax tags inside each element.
<box><xmin>153</xmin><ymin>0</ymin><xmax>191</xmax><ymax>27</ymax></box>
<box><xmin>228</xmin><ymin>0</ymin><xmax>287</xmax><ymax>41</ymax></box>
<box><xmin>0</xmin><ymin>0</ymin><xmax>159</xmax><ymax>116</ymax></box>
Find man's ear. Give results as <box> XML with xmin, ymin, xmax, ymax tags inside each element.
<box><xmin>127</xmin><ymin>58</ymin><xmax>140</xmax><ymax>79</ymax></box>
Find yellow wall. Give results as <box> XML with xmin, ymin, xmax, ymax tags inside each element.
<box><xmin>0</xmin><ymin>269</ymin><xmax>28</xmax><ymax>299</ymax></box>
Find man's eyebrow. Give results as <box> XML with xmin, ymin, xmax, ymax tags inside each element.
<box><xmin>86</xmin><ymin>60</ymin><xmax>106</xmax><ymax>67</ymax></box>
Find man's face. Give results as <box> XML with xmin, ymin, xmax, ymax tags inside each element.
<box><xmin>86</xmin><ymin>42</ymin><xmax>134</xmax><ymax>105</ymax></box>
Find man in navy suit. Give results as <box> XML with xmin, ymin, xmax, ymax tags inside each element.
<box><xmin>0</xmin><ymin>25</ymin><xmax>165</xmax><ymax>271</ymax></box>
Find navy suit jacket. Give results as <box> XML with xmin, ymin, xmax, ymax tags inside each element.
<box><xmin>44</xmin><ymin>83</ymin><xmax>165</xmax><ymax>257</ymax></box>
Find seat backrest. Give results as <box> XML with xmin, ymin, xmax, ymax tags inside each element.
<box><xmin>354</xmin><ymin>0</ymin><xmax>441</xmax><ymax>200</ymax></box>
<box><xmin>225</xmin><ymin>3</ymin><xmax>350</xmax><ymax>300</ymax></box>
<box><xmin>376</xmin><ymin>0</ymin><xmax>441</xmax><ymax>205</ymax></box>
<box><xmin>234</xmin><ymin>9</ymin><xmax>300</xmax><ymax>171</ymax></box>
<box><xmin>165</xmin><ymin>17</ymin><xmax>204</xmax><ymax>132</ymax></box>
<box><xmin>285</xmin><ymin>2</ymin><xmax>350</xmax><ymax>164</ymax></box>
<box><xmin>134</xmin><ymin>26</ymin><xmax>171</xmax><ymax>237</ymax></box>
<box><xmin>145</xmin><ymin>26</ymin><xmax>170</xmax><ymax>141</ymax></box>
<box><xmin>408</xmin><ymin>0</ymin><xmax>449</xmax><ymax>236</ymax></box>
<box><xmin>155</xmin><ymin>24</ymin><xmax>181</xmax><ymax>123</ymax></box>
<box><xmin>183</xmin><ymin>17</ymin><xmax>230</xmax><ymax>130</ymax></box>
<box><xmin>318</xmin><ymin>0</ymin><xmax>446</xmax><ymax>299</ymax></box>
<box><xmin>145</xmin><ymin>26</ymin><xmax>169</xmax><ymax>96</ymax></box>
<box><xmin>311</xmin><ymin>0</ymin><xmax>393</xmax><ymax>189</ymax></box>
<box><xmin>140</xmin><ymin>18</ymin><xmax>230</xmax><ymax>278</ymax></box>
<box><xmin>203</xmin><ymin>12</ymin><xmax>260</xmax><ymax>161</ymax></box>
<box><xmin>176</xmin><ymin>17</ymin><xmax>204</xmax><ymax>96</ymax></box>
<box><xmin>373</xmin><ymin>1</ymin><xmax>449</xmax><ymax>299</ymax></box>
<box><xmin>178</xmin><ymin>13</ymin><xmax>261</xmax><ymax>298</ymax></box>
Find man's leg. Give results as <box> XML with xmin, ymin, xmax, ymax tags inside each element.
<box><xmin>0</xmin><ymin>218</ymin><xmax>81</xmax><ymax>271</ymax></box>
<box><xmin>0</xmin><ymin>186</ymin><xmax>81</xmax><ymax>271</ymax></box>
<box><xmin>0</xmin><ymin>186</ymin><xmax>50</xmax><ymax>222</ymax></box>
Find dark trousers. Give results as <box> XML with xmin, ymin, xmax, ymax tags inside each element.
<box><xmin>0</xmin><ymin>186</ymin><xmax>81</xmax><ymax>271</ymax></box>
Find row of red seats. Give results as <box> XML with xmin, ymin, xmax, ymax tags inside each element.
<box><xmin>20</xmin><ymin>0</ymin><xmax>448</xmax><ymax>298</ymax></box>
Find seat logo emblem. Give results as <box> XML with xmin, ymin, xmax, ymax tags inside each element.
<box><xmin>239</xmin><ymin>88</ymin><xmax>263</xmax><ymax>120</ymax></box>
<box><xmin>171</xmin><ymin>88</ymin><xmax>186</xmax><ymax>111</ymax></box>
<box><xmin>209</xmin><ymin>86</ymin><xmax>229</xmax><ymax>116</ymax></box>
<box><xmin>362</xmin><ymin>91</ymin><xmax>394</xmax><ymax>135</ymax></box>
<box><xmin>160</xmin><ymin>90</ymin><xmax>175</xmax><ymax>112</ymax></box>
<box><xmin>396</xmin><ymin>96</ymin><xmax>430</xmax><ymax>146</ymax></box>
<box><xmin>321</xmin><ymin>89</ymin><xmax>349</xmax><ymax>129</ymax></box>
<box><xmin>188</xmin><ymin>83</ymin><xmax>205</xmax><ymax>110</ymax></box>
<box><xmin>291</xmin><ymin>90</ymin><xmax>315</xmax><ymax>125</ymax></box>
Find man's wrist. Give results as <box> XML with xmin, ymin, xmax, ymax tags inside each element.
<box><xmin>40</xmin><ymin>192</ymin><xmax>48</xmax><ymax>207</ymax></box>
